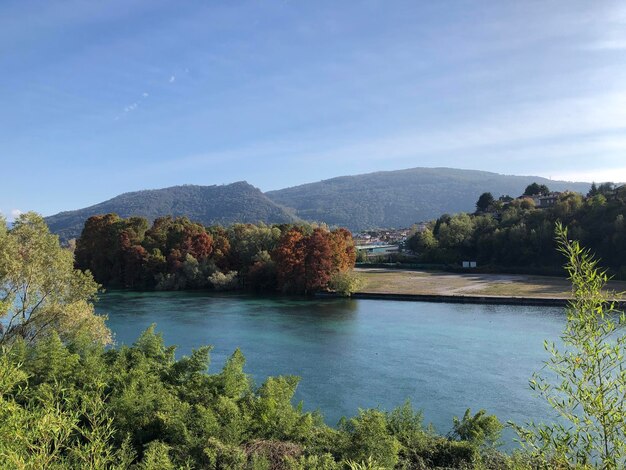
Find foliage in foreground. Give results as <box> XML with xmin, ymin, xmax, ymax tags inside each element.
<box><xmin>513</xmin><ymin>223</ymin><xmax>626</xmax><ymax>468</ymax></box>
<box><xmin>1</xmin><ymin>327</ymin><xmax>514</xmax><ymax>469</ymax></box>
<box><xmin>0</xmin><ymin>212</ymin><xmax>111</xmax><ymax>348</ymax></box>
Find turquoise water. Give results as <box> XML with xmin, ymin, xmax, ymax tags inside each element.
<box><xmin>97</xmin><ymin>291</ymin><xmax>564</xmax><ymax>440</ymax></box>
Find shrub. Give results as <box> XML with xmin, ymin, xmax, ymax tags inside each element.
<box><xmin>340</xmin><ymin>409</ymin><xmax>400</xmax><ymax>469</ymax></box>
<box><xmin>328</xmin><ymin>271</ymin><xmax>364</xmax><ymax>296</ymax></box>
<box><xmin>209</xmin><ymin>270</ymin><xmax>239</xmax><ymax>290</ymax></box>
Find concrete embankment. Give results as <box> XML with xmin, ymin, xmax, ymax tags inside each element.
<box><xmin>352</xmin><ymin>292</ymin><xmax>569</xmax><ymax>307</ymax></box>
<box><xmin>318</xmin><ymin>291</ymin><xmax>626</xmax><ymax>308</ymax></box>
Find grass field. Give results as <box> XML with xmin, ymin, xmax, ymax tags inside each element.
<box><xmin>356</xmin><ymin>268</ymin><xmax>626</xmax><ymax>299</ymax></box>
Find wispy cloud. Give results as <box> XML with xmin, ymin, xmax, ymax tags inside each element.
<box><xmin>124</xmin><ymin>103</ymin><xmax>138</xmax><ymax>113</ymax></box>
<box><xmin>114</xmin><ymin>72</ymin><xmax>180</xmax><ymax>120</ymax></box>
<box><xmin>10</xmin><ymin>209</ymin><xmax>22</xmax><ymax>220</ymax></box>
<box><xmin>115</xmin><ymin>87</ymin><xmax>153</xmax><ymax>120</ymax></box>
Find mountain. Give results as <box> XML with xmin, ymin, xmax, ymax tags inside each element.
<box><xmin>265</xmin><ymin>167</ymin><xmax>591</xmax><ymax>231</ymax></box>
<box><xmin>45</xmin><ymin>168</ymin><xmax>591</xmax><ymax>239</ymax></box>
<box><xmin>45</xmin><ymin>182</ymin><xmax>297</xmax><ymax>241</ymax></box>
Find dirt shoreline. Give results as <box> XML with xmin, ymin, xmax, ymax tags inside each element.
<box><xmin>344</xmin><ymin>268</ymin><xmax>626</xmax><ymax>307</ymax></box>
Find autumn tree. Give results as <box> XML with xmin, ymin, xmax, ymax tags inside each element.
<box><xmin>302</xmin><ymin>228</ymin><xmax>334</xmax><ymax>294</ymax></box>
<box><xmin>207</xmin><ymin>226</ymin><xmax>232</xmax><ymax>270</ymax></box>
<box><xmin>330</xmin><ymin>228</ymin><xmax>357</xmax><ymax>273</ymax></box>
<box><xmin>273</xmin><ymin>227</ymin><xmax>352</xmax><ymax>294</ymax></box>
<box><xmin>121</xmin><ymin>241</ymin><xmax>149</xmax><ymax>288</ymax></box>
<box><xmin>273</xmin><ymin>228</ymin><xmax>306</xmax><ymax>293</ymax></box>
<box><xmin>73</xmin><ymin>214</ymin><xmax>357</xmax><ymax>294</ymax></box>
<box><xmin>181</xmin><ymin>227</ymin><xmax>213</xmax><ymax>261</ymax></box>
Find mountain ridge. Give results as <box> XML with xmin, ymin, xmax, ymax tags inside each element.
<box><xmin>45</xmin><ymin>181</ymin><xmax>298</xmax><ymax>241</ymax></box>
<box><xmin>45</xmin><ymin>167</ymin><xmax>591</xmax><ymax>239</ymax></box>
<box><xmin>265</xmin><ymin>167</ymin><xmax>590</xmax><ymax>230</ymax></box>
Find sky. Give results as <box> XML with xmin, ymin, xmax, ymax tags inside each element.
<box><xmin>1</xmin><ymin>0</ymin><xmax>626</xmax><ymax>220</ymax></box>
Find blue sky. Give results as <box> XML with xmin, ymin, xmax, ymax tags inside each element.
<box><xmin>2</xmin><ymin>0</ymin><xmax>625</xmax><ymax>219</ymax></box>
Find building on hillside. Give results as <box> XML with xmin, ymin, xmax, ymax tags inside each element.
<box><xmin>498</xmin><ymin>195</ymin><xmax>514</xmax><ymax>207</ymax></box>
<box><xmin>533</xmin><ymin>192</ymin><xmax>561</xmax><ymax>208</ymax></box>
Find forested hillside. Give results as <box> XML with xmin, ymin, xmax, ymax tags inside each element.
<box><xmin>407</xmin><ymin>184</ymin><xmax>626</xmax><ymax>278</ymax></box>
<box><xmin>45</xmin><ymin>168</ymin><xmax>591</xmax><ymax>240</ymax></box>
<box><xmin>266</xmin><ymin>168</ymin><xmax>590</xmax><ymax>231</ymax></box>
<box><xmin>45</xmin><ymin>182</ymin><xmax>297</xmax><ymax>242</ymax></box>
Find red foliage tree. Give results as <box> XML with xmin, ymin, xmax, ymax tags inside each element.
<box><xmin>208</xmin><ymin>227</ymin><xmax>231</xmax><ymax>271</ymax></box>
<box><xmin>122</xmin><ymin>243</ymin><xmax>149</xmax><ymax>288</ymax></box>
<box><xmin>167</xmin><ymin>248</ymin><xmax>184</xmax><ymax>273</ymax></box>
<box><xmin>274</xmin><ymin>228</ymin><xmax>305</xmax><ymax>293</ymax></box>
<box><xmin>181</xmin><ymin>229</ymin><xmax>213</xmax><ymax>261</ymax></box>
<box><xmin>274</xmin><ymin>227</ymin><xmax>342</xmax><ymax>294</ymax></box>
<box><xmin>302</xmin><ymin>228</ymin><xmax>334</xmax><ymax>294</ymax></box>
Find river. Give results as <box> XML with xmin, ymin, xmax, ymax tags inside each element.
<box><xmin>97</xmin><ymin>291</ymin><xmax>564</xmax><ymax>442</ymax></box>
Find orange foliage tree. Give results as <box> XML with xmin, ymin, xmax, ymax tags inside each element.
<box><xmin>274</xmin><ymin>227</ymin><xmax>356</xmax><ymax>294</ymax></box>
<box><xmin>274</xmin><ymin>228</ymin><xmax>306</xmax><ymax>293</ymax></box>
<box><xmin>302</xmin><ymin>228</ymin><xmax>334</xmax><ymax>294</ymax></box>
<box><xmin>330</xmin><ymin>228</ymin><xmax>357</xmax><ymax>273</ymax></box>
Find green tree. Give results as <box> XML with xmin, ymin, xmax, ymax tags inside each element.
<box><xmin>0</xmin><ymin>213</ymin><xmax>110</xmax><ymax>347</ymax></box>
<box><xmin>523</xmin><ymin>182</ymin><xmax>550</xmax><ymax>196</ymax></box>
<box><xmin>451</xmin><ymin>408</ymin><xmax>503</xmax><ymax>448</ymax></box>
<box><xmin>598</xmin><ymin>182</ymin><xmax>616</xmax><ymax>195</ymax></box>
<box><xmin>0</xmin><ymin>352</ymin><xmax>134</xmax><ymax>469</ymax></box>
<box><xmin>340</xmin><ymin>409</ymin><xmax>400</xmax><ymax>469</ymax></box>
<box><xmin>328</xmin><ymin>271</ymin><xmax>364</xmax><ymax>296</ymax></box>
<box><xmin>475</xmin><ymin>192</ymin><xmax>495</xmax><ymax>213</ymax></box>
<box><xmin>514</xmin><ymin>223</ymin><xmax>626</xmax><ymax>468</ymax></box>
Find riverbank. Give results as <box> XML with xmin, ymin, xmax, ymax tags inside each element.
<box><xmin>354</xmin><ymin>268</ymin><xmax>626</xmax><ymax>307</ymax></box>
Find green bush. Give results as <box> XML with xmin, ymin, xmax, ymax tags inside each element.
<box><xmin>328</xmin><ymin>271</ymin><xmax>364</xmax><ymax>296</ymax></box>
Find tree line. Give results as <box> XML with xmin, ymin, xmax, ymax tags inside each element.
<box><xmin>74</xmin><ymin>214</ymin><xmax>358</xmax><ymax>295</ymax></box>
<box><xmin>407</xmin><ymin>183</ymin><xmax>626</xmax><ymax>277</ymax></box>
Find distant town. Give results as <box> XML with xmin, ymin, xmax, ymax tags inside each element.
<box><xmin>353</xmin><ymin>224</ymin><xmax>426</xmax><ymax>259</ymax></box>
